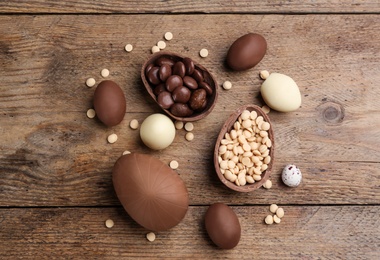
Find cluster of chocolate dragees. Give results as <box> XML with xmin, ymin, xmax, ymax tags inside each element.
<box><xmin>145</xmin><ymin>56</ymin><xmax>214</xmax><ymax>117</ymax></box>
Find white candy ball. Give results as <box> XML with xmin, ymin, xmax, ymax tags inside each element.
<box><xmin>282</xmin><ymin>164</ymin><xmax>302</xmax><ymax>187</ymax></box>
<box><xmin>140</xmin><ymin>114</ymin><xmax>176</xmax><ymax>150</ymax></box>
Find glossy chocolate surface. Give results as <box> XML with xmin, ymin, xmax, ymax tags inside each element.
<box><xmin>113</xmin><ymin>153</ymin><xmax>189</xmax><ymax>232</ymax></box>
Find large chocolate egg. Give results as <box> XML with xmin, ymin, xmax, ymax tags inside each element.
<box><xmin>112</xmin><ymin>153</ymin><xmax>189</xmax><ymax>231</ymax></box>
<box><xmin>205</xmin><ymin>203</ymin><xmax>241</xmax><ymax>249</ymax></box>
<box><xmin>226</xmin><ymin>33</ymin><xmax>267</xmax><ymax>71</ymax></box>
<box><xmin>93</xmin><ymin>80</ymin><xmax>126</xmax><ymax>126</ymax></box>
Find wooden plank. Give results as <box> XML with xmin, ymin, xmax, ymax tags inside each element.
<box><xmin>0</xmin><ymin>206</ymin><xmax>379</xmax><ymax>259</ymax></box>
<box><xmin>0</xmin><ymin>0</ymin><xmax>380</xmax><ymax>14</ymax></box>
<box><xmin>0</xmin><ymin>14</ymin><xmax>380</xmax><ymax>206</ymax></box>
<box><xmin>1</xmin><ymin>123</ymin><xmax>379</xmax><ymax>206</ymax></box>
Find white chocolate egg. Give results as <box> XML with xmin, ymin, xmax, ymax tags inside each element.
<box><xmin>261</xmin><ymin>73</ymin><xmax>301</xmax><ymax>112</ymax></box>
<box><xmin>282</xmin><ymin>164</ymin><xmax>302</xmax><ymax>187</ymax></box>
<box><xmin>140</xmin><ymin>114</ymin><xmax>176</xmax><ymax>150</ymax></box>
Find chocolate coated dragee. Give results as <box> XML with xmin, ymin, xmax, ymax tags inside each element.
<box><xmin>153</xmin><ymin>83</ymin><xmax>166</xmax><ymax>96</ymax></box>
<box><xmin>156</xmin><ymin>57</ymin><xmax>175</xmax><ymax>67</ymax></box>
<box><xmin>189</xmin><ymin>88</ymin><xmax>206</xmax><ymax>110</ymax></box>
<box><xmin>147</xmin><ymin>66</ymin><xmax>161</xmax><ymax>85</ymax></box>
<box><xmin>192</xmin><ymin>69</ymin><xmax>204</xmax><ymax>82</ymax></box>
<box><xmin>183</xmin><ymin>76</ymin><xmax>198</xmax><ymax>90</ymax></box>
<box><xmin>157</xmin><ymin>91</ymin><xmax>174</xmax><ymax>109</ymax></box>
<box><xmin>159</xmin><ymin>64</ymin><xmax>172</xmax><ymax>82</ymax></box>
<box><xmin>145</xmin><ymin>63</ymin><xmax>154</xmax><ymax>75</ymax></box>
<box><xmin>199</xmin><ymin>82</ymin><xmax>213</xmax><ymax>96</ymax></box>
<box><xmin>172</xmin><ymin>86</ymin><xmax>191</xmax><ymax>103</ymax></box>
<box><xmin>183</xmin><ymin>57</ymin><xmax>195</xmax><ymax>75</ymax></box>
<box><xmin>173</xmin><ymin>61</ymin><xmax>186</xmax><ymax>78</ymax></box>
<box><xmin>145</xmin><ymin>56</ymin><xmax>213</xmax><ymax>118</ymax></box>
<box><xmin>170</xmin><ymin>103</ymin><xmax>193</xmax><ymax>117</ymax></box>
<box><xmin>166</xmin><ymin>75</ymin><xmax>183</xmax><ymax>92</ymax></box>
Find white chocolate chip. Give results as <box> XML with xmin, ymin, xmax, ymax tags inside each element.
<box><xmin>269</xmin><ymin>204</ymin><xmax>278</xmax><ymax>214</ymax></box>
<box><xmin>265</xmin><ymin>215</ymin><xmax>274</xmax><ymax>225</ymax></box>
<box><xmin>164</xmin><ymin>32</ymin><xmax>173</xmax><ymax>41</ymax></box>
<box><xmin>222</xmin><ymin>81</ymin><xmax>232</xmax><ymax>90</ymax></box>
<box><xmin>169</xmin><ymin>160</ymin><xmax>179</xmax><ymax>170</ymax></box>
<box><xmin>105</xmin><ymin>219</ymin><xmax>114</xmax><ymax>228</ymax></box>
<box><xmin>276</xmin><ymin>208</ymin><xmax>285</xmax><ymax>219</ymax></box>
<box><xmin>184</xmin><ymin>122</ymin><xmax>194</xmax><ymax>132</ymax></box>
<box><xmin>125</xmin><ymin>44</ymin><xmax>133</xmax><ymax>52</ymax></box>
<box><xmin>185</xmin><ymin>132</ymin><xmax>194</xmax><ymax>141</ymax></box>
<box><xmin>261</xmin><ymin>105</ymin><xmax>271</xmax><ymax>114</ymax></box>
<box><xmin>86</xmin><ymin>78</ymin><xmax>96</xmax><ymax>88</ymax></box>
<box><xmin>129</xmin><ymin>119</ymin><xmax>139</xmax><ymax>130</ymax></box>
<box><xmin>263</xmin><ymin>179</ymin><xmax>272</xmax><ymax>189</ymax></box>
<box><xmin>86</xmin><ymin>108</ymin><xmax>96</xmax><ymax>119</ymax></box>
<box><xmin>157</xmin><ymin>40</ymin><xmax>166</xmax><ymax>50</ymax></box>
<box><xmin>259</xmin><ymin>70</ymin><xmax>270</xmax><ymax>80</ymax></box>
<box><xmin>199</xmin><ymin>48</ymin><xmax>209</xmax><ymax>58</ymax></box>
<box><xmin>151</xmin><ymin>46</ymin><xmax>160</xmax><ymax>53</ymax></box>
<box><xmin>175</xmin><ymin>121</ymin><xmax>184</xmax><ymax>130</ymax></box>
<box><xmin>273</xmin><ymin>215</ymin><xmax>281</xmax><ymax>224</ymax></box>
<box><xmin>122</xmin><ymin>150</ymin><xmax>131</xmax><ymax>155</ymax></box>
<box><xmin>146</xmin><ymin>232</ymin><xmax>156</xmax><ymax>242</ymax></box>
<box><xmin>107</xmin><ymin>134</ymin><xmax>118</xmax><ymax>144</ymax></box>
<box><xmin>101</xmin><ymin>68</ymin><xmax>110</xmax><ymax>78</ymax></box>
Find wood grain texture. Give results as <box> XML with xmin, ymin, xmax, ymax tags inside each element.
<box><xmin>0</xmin><ymin>206</ymin><xmax>379</xmax><ymax>259</ymax></box>
<box><xmin>0</xmin><ymin>0</ymin><xmax>380</xmax><ymax>14</ymax></box>
<box><xmin>1</xmin><ymin>9</ymin><xmax>380</xmax><ymax>259</ymax></box>
<box><xmin>0</xmin><ymin>14</ymin><xmax>379</xmax><ymax>207</ymax></box>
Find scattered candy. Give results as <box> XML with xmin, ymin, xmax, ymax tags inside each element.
<box><xmin>199</xmin><ymin>48</ymin><xmax>209</xmax><ymax>58</ymax></box>
<box><xmin>86</xmin><ymin>78</ymin><xmax>96</xmax><ymax>88</ymax></box>
<box><xmin>146</xmin><ymin>232</ymin><xmax>156</xmax><ymax>242</ymax></box>
<box><xmin>164</xmin><ymin>32</ymin><xmax>173</xmax><ymax>41</ymax></box>
<box><xmin>169</xmin><ymin>160</ymin><xmax>179</xmax><ymax>170</ymax></box>
<box><xmin>125</xmin><ymin>44</ymin><xmax>133</xmax><ymax>52</ymax></box>
<box><xmin>107</xmin><ymin>134</ymin><xmax>118</xmax><ymax>144</ymax></box>
<box><xmin>222</xmin><ymin>81</ymin><xmax>232</xmax><ymax>90</ymax></box>
<box><xmin>101</xmin><ymin>68</ymin><xmax>110</xmax><ymax>78</ymax></box>
<box><xmin>86</xmin><ymin>108</ymin><xmax>96</xmax><ymax>119</ymax></box>
<box><xmin>151</xmin><ymin>46</ymin><xmax>160</xmax><ymax>53</ymax></box>
<box><xmin>105</xmin><ymin>219</ymin><xmax>114</xmax><ymax>228</ymax></box>
<box><xmin>129</xmin><ymin>119</ymin><xmax>139</xmax><ymax>130</ymax></box>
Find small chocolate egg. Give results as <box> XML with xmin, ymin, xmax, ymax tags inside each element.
<box><xmin>282</xmin><ymin>164</ymin><xmax>302</xmax><ymax>187</ymax></box>
<box><xmin>261</xmin><ymin>73</ymin><xmax>302</xmax><ymax>112</ymax></box>
<box><xmin>93</xmin><ymin>80</ymin><xmax>126</xmax><ymax>126</ymax></box>
<box><xmin>113</xmin><ymin>153</ymin><xmax>189</xmax><ymax>231</ymax></box>
<box><xmin>226</xmin><ymin>33</ymin><xmax>267</xmax><ymax>71</ymax></box>
<box><xmin>205</xmin><ymin>203</ymin><xmax>241</xmax><ymax>249</ymax></box>
<box><xmin>140</xmin><ymin>114</ymin><xmax>176</xmax><ymax>150</ymax></box>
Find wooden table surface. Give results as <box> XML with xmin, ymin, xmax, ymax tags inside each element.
<box><xmin>1</xmin><ymin>1</ymin><xmax>379</xmax><ymax>259</ymax></box>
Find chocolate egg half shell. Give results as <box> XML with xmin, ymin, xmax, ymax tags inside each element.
<box><xmin>141</xmin><ymin>51</ymin><xmax>218</xmax><ymax>122</ymax></box>
<box><xmin>214</xmin><ymin>105</ymin><xmax>275</xmax><ymax>192</ymax></box>
<box><xmin>93</xmin><ymin>80</ymin><xmax>126</xmax><ymax>126</ymax></box>
<box><xmin>112</xmin><ymin>153</ymin><xmax>189</xmax><ymax>231</ymax></box>
<box><xmin>226</xmin><ymin>33</ymin><xmax>267</xmax><ymax>71</ymax></box>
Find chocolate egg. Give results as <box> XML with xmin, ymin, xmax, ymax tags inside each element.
<box><xmin>205</xmin><ymin>203</ymin><xmax>241</xmax><ymax>249</ymax></box>
<box><xmin>93</xmin><ymin>80</ymin><xmax>126</xmax><ymax>126</ymax></box>
<box><xmin>226</xmin><ymin>33</ymin><xmax>267</xmax><ymax>71</ymax></box>
<box><xmin>113</xmin><ymin>153</ymin><xmax>189</xmax><ymax>232</ymax></box>
<box><xmin>261</xmin><ymin>73</ymin><xmax>302</xmax><ymax>112</ymax></box>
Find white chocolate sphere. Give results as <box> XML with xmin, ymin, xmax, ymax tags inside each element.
<box><xmin>140</xmin><ymin>114</ymin><xmax>176</xmax><ymax>150</ymax></box>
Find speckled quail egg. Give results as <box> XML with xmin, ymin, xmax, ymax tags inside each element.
<box><xmin>282</xmin><ymin>164</ymin><xmax>302</xmax><ymax>187</ymax></box>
